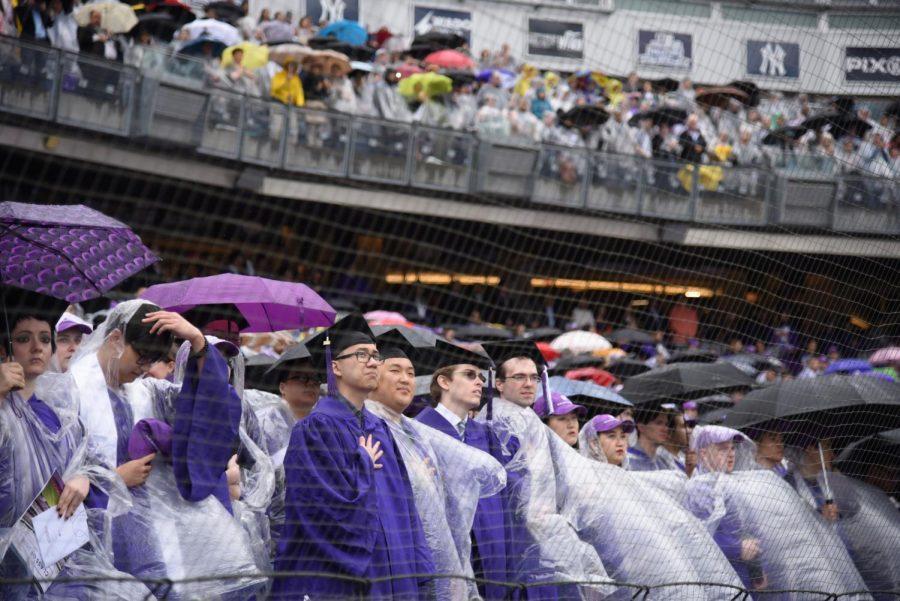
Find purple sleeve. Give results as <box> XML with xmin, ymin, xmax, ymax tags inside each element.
<box><xmin>171</xmin><ymin>348</ymin><xmax>241</xmax><ymax>511</ymax></box>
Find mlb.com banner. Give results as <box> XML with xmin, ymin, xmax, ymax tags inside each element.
<box><xmin>413</xmin><ymin>6</ymin><xmax>472</xmax><ymax>43</ymax></box>
<box><xmin>637</xmin><ymin>30</ymin><xmax>692</xmax><ymax>70</ymax></box>
<box><xmin>747</xmin><ymin>41</ymin><xmax>800</xmax><ymax>79</ymax></box>
<box><xmin>844</xmin><ymin>47</ymin><xmax>900</xmax><ymax>83</ymax></box>
<box><xmin>527</xmin><ymin>18</ymin><xmax>584</xmax><ymax>60</ymax></box>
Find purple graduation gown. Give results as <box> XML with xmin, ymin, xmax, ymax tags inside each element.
<box><xmin>272</xmin><ymin>394</ymin><xmax>434</xmax><ymax>600</ymax></box>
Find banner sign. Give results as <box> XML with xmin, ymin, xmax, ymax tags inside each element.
<box><xmin>637</xmin><ymin>30</ymin><xmax>692</xmax><ymax>70</ymax></box>
<box><xmin>747</xmin><ymin>41</ymin><xmax>800</xmax><ymax>78</ymax></box>
<box><xmin>413</xmin><ymin>6</ymin><xmax>472</xmax><ymax>43</ymax></box>
<box><xmin>527</xmin><ymin>18</ymin><xmax>584</xmax><ymax>60</ymax></box>
<box><xmin>844</xmin><ymin>47</ymin><xmax>900</xmax><ymax>83</ymax></box>
<box><xmin>305</xmin><ymin>0</ymin><xmax>359</xmax><ymax>23</ymax></box>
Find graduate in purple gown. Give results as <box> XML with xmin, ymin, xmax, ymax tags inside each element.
<box><xmin>68</xmin><ymin>299</ymin><xmax>260</xmax><ymax>599</ymax></box>
<box><xmin>0</xmin><ymin>300</ymin><xmax>151</xmax><ymax>599</ymax></box>
<box><xmin>272</xmin><ymin>314</ymin><xmax>434</xmax><ymax>600</ymax></box>
<box><xmin>415</xmin><ymin>339</ymin><xmax>518</xmax><ymax>600</ymax></box>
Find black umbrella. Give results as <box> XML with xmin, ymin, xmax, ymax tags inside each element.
<box><xmin>371</xmin><ymin>324</ymin><xmax>440</xmax><ymax>348</ymax></box>
<box><xmin>668</xmin><ymin>350</ymin><xmax>719</xmax><ymax>364</ymax></box>
<box><xmin>695</xmin><ymin>86</ymin><xmax>749</xmax><ymax>110</ymax></box>
<box><xmin>761</xmin><ymin>126</ymin><xmax>807</xmax><ymax>146</ymax></box>
<box><xmin>722</xmin><ymin>353</ymin><xmax>785</xmax><ymax>375</ymax></box>
<box><xmin>412</xmin><ymin>31</ymin><xmax>466</xmax><ymax>51</ymax></box>
<box><xmin>885</xmin><ymin>100</ymin><xmax>900</xmax><ymax>119</ymax></box>
<box><xmin>691</xmin><ymin>393</ymin><xmax>735</xmax><ymax>415</ymax></box>
<box><xmin>652</xmin><ymin>77</ymin><xmax>680</xmax><ymax>93</ymax></box>
<box><xmin>628</xmin><ymin>106</ymin><xmax>687</xmax><ymax>128</ymax></box>
<box><xmin>605</xmin><ymin>359</ymin><xmax>651</xmax><ymax>380</ymax></box>
<box><xmin>607</xmin><ymin>328</ymin><xmax>655</xmax><ymax>345</ymax></box>
<box><xmin>549</xmin><ymin>354</ymin><xmax>607</xmax><ymax>375</ymax></box>
<box><xmin>308</xmin><ymin>37</ymin><xmax>375</xmax><ymax>62</ymax></box>
<box><xmin>699</xmin><ymin>407</ymin><xmax>731</xmax><ymax>425</ymax></box>
<box><xmin>721</xmin><ymin>375</ymin><xmax>900</xmax><ymax>451</ymax></box>
<box><xmin>451</xmin><ymin>324</ymin><xmax>512</xmax><ymax>342</ymax></box>
<box><xmin>834</xmin><ymin>428</ymin><xmax>900</xmax><ymax>481</ymax></box>
<box><xmin>801</xmin><ymin>113</ymin><xmax>872</xmax><ymax>139</ymax></box>
<box><xmin>406</xmin><ymin>41</ymin><xmax>444</xmax><ymax>60</ymax></box>
<box><xmin>443</xmin><ymin>69</ymin><xmax>477</xmax><ymax>86</ymax></box>
<box><xmin>206</xmin><ymin>1</ymin><xmax>242</xmax><ymax>25</ymax></box>
<box><xmin>558</xmin><ymin>105</ymin><xmax>609</xmax><ymax>128</ymax></box>
<box><xmin>728</xmin><ymin>80</ymin><xmax>760</xmax><ymax>107</ymax></box>
<box><xmin>523</xmin><ymin>327</ymin><xmax>563</xmax><ymax>342</ymax></box>
<box><xmin>620</xmin><ymin>362</ymin><xmax>754</xmax><ymax>406</ymax></box>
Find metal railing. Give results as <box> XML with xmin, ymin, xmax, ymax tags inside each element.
<box><xmin>1</xmin><ymin>35</ymin><xmax>898</xmax><ymax>234</ymax></box>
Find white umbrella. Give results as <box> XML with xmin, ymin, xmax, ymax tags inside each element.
<box><xmin>550</xmin><ymin>330</ymin><xmax>612</xmax><ymax>354</ymax></box>
<box><xmin>75</xmin><ymin>2</ymin><xmax>138</xmax><ymax>34</ymax></box>
<box><xmin>180</xmin><ymin>18</ymin><xmax>241</xmax><ymax>46</ymax></box>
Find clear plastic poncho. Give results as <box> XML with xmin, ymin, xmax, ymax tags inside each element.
<box><xmin>785</xmin><ymin>453</ymin><xmax>900</xmax><ymax>599</ymax></box>
<box><xmin>575</xmin><ymin>422</ymin><xmax>744</xmax><ymax>600</ymax></box>
<box><xmin>686</xmin><ymin>426</ymin><xmax>872</xmax><ymax>601</ymax></box>
<box><xmin>366</xmin><ymin>400</ymin><xmax>507</xmax><ymax>600</ymax></box>
<box><xmin>476</xmin><ymin>397</ymin><xmax>615</xmax><ymax>598</ymax></box>
<box><xmin>0</xmin><ymin>372</ymin><xmax>151</xmax><ymax>600</ymax></box>
<box><xmin>243</xmin><ymin>388</ymin><xmax>296</xmax><ymax>467</ymax></box>
<box><xmin>67</xmin><ymin>299</ymin><xmax>265</xmax><ymax>599</ymax></box>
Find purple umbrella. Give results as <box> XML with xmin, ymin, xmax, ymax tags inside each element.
<box><xmin>140</xmin><ymin>273</ymin><xmax>335</xmax><ymax>333</ymax></box>
<box><xmin>0</xmin><ymin>201</ymin><xmax>158</xmax><ymax>303</ymax></box>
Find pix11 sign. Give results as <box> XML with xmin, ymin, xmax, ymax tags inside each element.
<box><xmin>527</xmin><ymin>18</ymin><xmax>584</xmax><ymax>60</ymax></box>
<box><xmin>844</xmin><ymin>47</ymin><xmax>900</xmax><ymax>83</ymax></box>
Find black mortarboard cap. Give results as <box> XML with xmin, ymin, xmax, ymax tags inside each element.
<box><xmin>305</xmin><ymin>313</ymin><xmax>375</xmax><ymax>377</ymax></box>
<box><xmin>425</xmin><ymin>339</ymin><xmax>492</xmax><ymax>371</ymax></box>
<box><xmin>375</xmin><ymin>328</ymin><xmax>416</xmax><ymax>364</ymax></box>
<box><xmin>266</xmin><ymin>343</ymin><xmax>313</xmax><ymax>383</ymax></box>
<box><xmin>481</xmin><ymin>339</ymin><xmax>546</xmax><ymax>370</ymax></box>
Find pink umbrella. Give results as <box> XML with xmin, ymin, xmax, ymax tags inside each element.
<box><xmin>395</xmin><ymin>63</ymin><xmax>424</xmax><ymax>78</ymax></box>
<box><xmin>423</xmin><ymin>49</ymin><xmax>474</xmax><ymax>70</ymax></box>
<box><xmin>870</xmin><ymin>347</ymin><xmax>900</xmax><ymax>366</ymax></box>
<box><xmin>364</xmin><ymin>310</ymin><xmax>410</xmax><ymax>327</ymax></box>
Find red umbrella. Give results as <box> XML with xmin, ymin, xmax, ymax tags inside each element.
<box><xmin>395</xmin><ymin>63</ymin><xmax>424</xmax><ymax>78</ymax></box>
<box><xmin>565</xmin><ymin>367</ymin><xmax>618</xmax><ymax>388</ymax></box>
<box><xmin>423</xmin><ymin>49</ymin><xmax>474</xmax><ymax>70</ymax></box>
<box><xmin>536</xmin><ymin>342</ymin><xmax>560</xmax><ymax>362</ymax></box>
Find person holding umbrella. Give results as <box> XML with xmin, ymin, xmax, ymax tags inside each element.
<box><xmin>0</xmin><ymin>294</ymin><xmax>152</xmax><ymax>599</ymax></box>
<box><xmin>67</xmin><ymin>299</ymin><xmax>262</xmax><ymax>598</ymax></box>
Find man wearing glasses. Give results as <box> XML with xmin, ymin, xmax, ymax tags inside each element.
<box><xmin>272</xmin><ymin>314</ymin><xmax>434</xmax><ymax>601</ymax></box>
<box><xmin>416</xmin><ymin>340</ymin><xmax>516</xmax><ymax>600</ymax></box>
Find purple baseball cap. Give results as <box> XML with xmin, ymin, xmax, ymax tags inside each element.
<box><xmin>55</xmin><ymin>312</ymin><xmax>93</xmax><ymax>335</ymax></box>
<box><xmin>533</xmin><ymin>392</ymin><xmax>586</xmax><ymax>418</ymax></box>
<box><xmin>590</xmin><ymin>414</ymin><xmax>635</xmax><ymax>434</ymax></box>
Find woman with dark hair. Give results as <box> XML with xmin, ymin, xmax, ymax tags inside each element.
<box><xmin>0</xmin><ymin>304</ymin><xmax>150</xmax><ymax>599</ymax></box>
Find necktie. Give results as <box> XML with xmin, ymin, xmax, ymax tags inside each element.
<box><xmin>457</xmin><ymin>421</ymin><xmax>466</xmax><ymax>440</ymax></box>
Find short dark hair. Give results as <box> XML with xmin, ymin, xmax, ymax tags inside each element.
<box><xmin>111</xmin><ymin>304</ymin><xmax>175</xmax><ymax>364</ymax></box>
<box><xmin>1</xmin><ymin>312</ymin><xmax>56</xmax><ymax>355</ymax></box>
<box><xmin>496</xmin><ymin>356</ymin><xmax>533</xmax><ymax>380</ymax></box>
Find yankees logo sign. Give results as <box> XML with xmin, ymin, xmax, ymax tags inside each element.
<box><xmin>746</xmin><ymin>41</ymin><xmax>800</xmax><ymax>79</ymax></box>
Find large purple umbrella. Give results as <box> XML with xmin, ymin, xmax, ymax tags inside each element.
<box><xmin>140</xmin><ymin>273</ymin><xmax>335</xmax><ymax>333</ymax></box>
<box><xmin>0</xmin><ymin>201</ymin><xmax>158</xmax><ymax>303</ymax></box>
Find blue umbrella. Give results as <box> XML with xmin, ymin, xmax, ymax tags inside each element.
<box><xmin>179</xmin><ymin>36</ymin><xmax>227</xmax><ymax>57</ymax></box>
<box><xmin>318</xmin><ymin>20</ymin><xmax>367</xmax><ymax>46</ymax></box>
<box><xmin>824</xmin><ymin>358</ymin><xmax>872</xmax><ymax>375</ymax></box>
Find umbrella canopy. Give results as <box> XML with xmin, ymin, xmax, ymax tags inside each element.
<box><xmin>727</xmin><ymin>80</ymin><xmax>760</xmax><ymax>107</ymax></box>
<box><xmin>668</xmin><ymin>349</ymin><xmax>719</xmax><ymax>364</ymax></box>
<box><xmin>406</xmin><ymin>41</ymin><xmax>445</xmax><ymax>60</ymax></box>
<box><xmin>524</xmin><ymin>327</ymin><xmax>563</xmax><ymax>342</ymax></box>
<box><xmin>423</xmin><ymin>49</ymin><xmax>474</xmax><ymax>70</ymax></box>
<box><xmin>722</xmin><ymin>353</ymin><xmax>785</xmax><ymax>375</ymax></box>
<box><xmin>761</xmin><ymin>125</ymin><xmax>807</xmax><ymax>146</ymax></box>
<box><xmin>318</xmin><ymin>20</ymin><xmax>368</xmax><ymax>46</ymax></box>
<box><xmin>834</xmin><ymin>428</ymin><xmax>900</xmax><ymax>478</ymax></box>
<box><xmin>550</xmin><ymin>330</ymin><xmax>611</xmax><ymax>354</ymax></box>
<box><xmin>365</xmin><ymin>310</ymin><xmax>410</xmax><ymax>326</ymax></box>
<box><xmin>870</xmin><ymin>347</ymin><xmax>900</xmax><ymax>366</ymax></box>
<box><xmin>695</xmin><ymin>86</ymin><xmax>749</xmax><ymax>109</ymax></box>
<box><xmin>75</xmin><ymin>2</ymin><xmax>138</xmax><ymax>33</ymax></box>
<box><xmin>308</xmin><ymin>37</ymin><xmax>375</xmax><ymax>62</ymax></box>
<box><xmin>244</xmin><ymin>352</ymin><xmax>278</xmax><ymax>393</ymax></box>
<box><xmin>267</xmin><ymin>43</ymin><xmax>315</xmax><ymax>66</ymax></box>
<box><xmin>395</xmin><ymin>63</ymin><xmax>424</xmax><ymax>78</ymax></box>
<box><xmin>268</xmin><ymin>44</ymin><xmax>350</xmax><ymax>74</ymax></box>
<box><xmin>130</xmin><ymin>12</ymin><xmax>177</xmax><ymax>40</ymax></box>
<box><xmin>536</xmin><ymin>342</ymin><xmax>560</xmax><ymax>362</ymax></box>
<box><xmin>652</xmin><ymin>77</ymin><xmax>680</xmax><ymax>93</ymax></box>
<box><xmin>801</xmin><ymin>112</ymin><xmax>872</xmax><ymax>139</ymax></box>
<box><xmin>691</xmin><ymin>393</ymin><xmax>735</xmax><ymax>415</ymax></box>
<box><xmin>549</xmin><ymin>353</ymin><xmax>607</xmax><ymax>375</ymax></box>
<box><xmin>398</xmin><ymin>72</ymin><xmax>453</xmax><ymax>99</ymax></box>
<box><xmin>824</xmin><ymin>358</ymin><xmax>872</xmax><ymax>375</ymax></box>
<box><xmin>179</xmin><ymin>36</ymin><xmax>226</xmax><ymax>58</ymax></box>
<box><xmin>258</xmin><ymin>19</ymin><xmax>293</xmax><ymax>43</ymax></box>
<box><xmin>558</xmin><ymin>105</ymin><xmax>610</xmax><ymax>128</ymax></box>
<box><xmin>140</xmin><ymin>273</ymin><xmax>335</xmax><ymax>333</ymax></box>
<box><xmin>476</xmin><ymin>68</ymin><xmax>516</xmax><ymax>89</ymax></box>
<box><xmin>350</xmin><ymin>61</ymin><xmax>374</xmax><ymax>73</ymax></box>
<box><xmin>604</xmin><ymin>358</ymin><xmax>651</xmax><ymax>380</ymax></box>
<box><xmin>180</xmin><ymin>17</ymin><xmax>241</xmax><ymax>46</ymax></box>
<box><xmin>371</xmin><ymin>324</ymin><xmax>439</xmax><ymax>348</ymax></box>
<box><xmin>563</xmin><ymin>367</ymin><xmax>617</xmax><ymax>388</ymax></box>
<box><xmin>607</xmin><ymin>327</ymin><xmax>655</xmax><ymax>345</ymax></box>
<box><xmin>205</xmin><ymin>1</ymin><xmax>242</xmax><ymax>24</ymax></box>
<box><xmin>628</xmin><ymin>106</ymin><xmax>688</xmax><ymax>128</ymax></box>
<box><xmin>0</xmin><ymin>202</ymin><xmax>157</xmax><ymax>303</ymax></box>
<box><xmin>451</xmin><ymin>324</ymin><xmax>512</xmax><ymax>342</ymax></box>
<box><xmin>221</xmin><ymin>42</ymin><xmax>268</xmax><ymax>70</ymax></box>
<box><xmin>544</xmin><ymin>375</ymin><xmax>632</xmax><ymax>419</ymax></box>
<box><xmin>620</xmin><ymin>362</ymin><xmax>754</xmax><ymax>406</ymax></box>
<box><xmin>411</xmin><ymin>31</ymin><xmax>466</xmax><ymax>51</ymax></box>
<box><xmin>721</xmin><ymin>374</ymin><xmax>900</xmax><ymax>450</ymax></box>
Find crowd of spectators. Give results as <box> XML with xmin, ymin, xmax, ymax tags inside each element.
<box><xmin>3</xmin><ymin>0</ymin><xmax>899</xmax><ymax>180</ymax></box>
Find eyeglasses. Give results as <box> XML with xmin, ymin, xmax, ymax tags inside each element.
<box><xmin>333</xmin><ymin>350</ymin><xmax>383</xmax><ymax>364</ymax></box>
<box><xmin>454</xmin><ymin>369</ymin><xmax>486</xmax><ymax>383</ymax></box>
<box><xmin>286</xmin><ymin>374</ymin><xmax>321</xmax><ymax>386</ymax></box>
<box><xmin>502</xmin><ymin>374</ymin><xmax>540</xmax><ymax>384</ymax></box>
